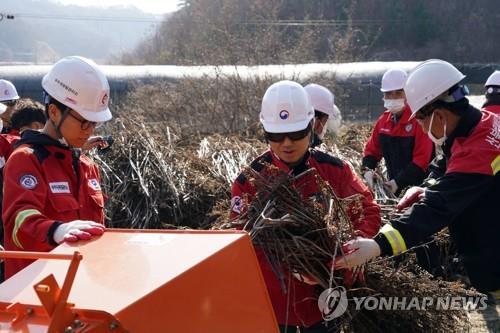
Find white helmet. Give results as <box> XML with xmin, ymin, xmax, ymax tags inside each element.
<box><xmin>0</xmin><ymin>79</ymin><xmax>20</xmax><ymax>102</ymax></box>
<box><xmin>485</xmin><ymin>70</ymin><xmax>500</xmax><ymax>87</ymax></box>
<box><xmin>260</xmin><ymin>80</ymin><xmax>314</xmax><ymax>133</ymax></box>
<box><xmin>304</xmin><ymin>83</ymin><xmax>335</xmax><ymax>118</ymax></box>
<box><xmin>327</xmin><ymin>104</ymin><xmax>342</xmax><ymax>135</ymax></box>
<box><xmin>42</xmin><ymin>56</ymin><xmax>112</xmax><ymax>123</ymax></box>
<box><xmin>380</xmin><ymin>68</ymin><xmax>407</xmax><ymax>92</ymax></box>
<box><xmin>404</xmin><ymin>59</ymin><xmax>465</xmax><ymax>115</ymax></box>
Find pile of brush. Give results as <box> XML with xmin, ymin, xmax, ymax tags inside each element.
<box><xmin>228</xmin><ymin>162</ymin><xmax>476</xmax><ymax>333</ymax></box>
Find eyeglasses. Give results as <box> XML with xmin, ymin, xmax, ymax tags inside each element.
<box><xmin>67</xmin><ymin>110</ymin><xmax>98</xmax><ymax>130</ymax></box>
<box><xmin>265</xmin><ymin>123</ymin><xmax>311</xmax><ymax>142</ymax></box>
<box><xmin>2</xmin><ymin>100</ymin><xmax>17</xmax><ymax>107</ymax></box>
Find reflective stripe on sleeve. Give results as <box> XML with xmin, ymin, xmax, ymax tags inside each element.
<box><xmin>379</xmin><ymin>223</ymin><xmax>407</xmax><ymax>255</ymax></box>
<box><xmin>491</xmin><ymin>155</ymin><xmax>500</xmax><ymax>175</ymax></box>
<box><xmin>12</xmin><ymin>209</ymin><xmax>42</xmax><ymax>249</ymax></box>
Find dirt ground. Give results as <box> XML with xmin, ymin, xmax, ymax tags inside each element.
<box><xmin>469</xmin><ymin>305</ymin><xmax>500</xmax><ymax>332</ymax></box>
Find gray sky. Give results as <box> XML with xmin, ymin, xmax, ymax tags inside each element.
<box><xmin>51</xmin><ymin>0</ymin><xmax>180</xmax><ymax>14</ymax></box>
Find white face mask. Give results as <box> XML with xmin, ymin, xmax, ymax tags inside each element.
<box><xmin>383</xmin><ymin>98</ymin><xmax>405</xmax><ymax>113</ymax></box>
<box><xmin>427</xmin><ymin>112</ymin><xmax>447</xmax><ymax>146</ymax></box>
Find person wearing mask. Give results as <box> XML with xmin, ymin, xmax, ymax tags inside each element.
<box><xmin>304</xmin><ymin>83</ymin><xmax>342</xmax><ymax>148</ymax></box>
<box><xmin>362</xmin><ymin>68</ymin><xmax>433</xmax><ymax>196</ymax></box>
<box><xmin>231</xmin><ymin>80</ymin><xmax>380</xmax><ymax>332</ymax></box>
<box><xmin>483</xmin><ymin>70</ymin><xmax>500</xmax><ymax>115</ymax></box>
<box><xmin>2</xmin><ymin>56</ymin><xmax>112</xmax><ymax>279</ymax></box>
<box><xmin>336</xmin><ymin>59</ymin><xmax>500</xmax><ymax>302</ymax></box>
<box><xmin>0</xmin><ymin>79</ymin><xmax>20</xmax><ymax>134</ymax></box>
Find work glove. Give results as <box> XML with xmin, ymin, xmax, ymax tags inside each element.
<box><xmin>363</xmin><ymin>170</ymin><xmax>375</xmax><ymax>189</ymax></box>
<box><xmin>383</xmin><ymin>179</ymin><xmax>398</xmax><ymax>194</ymax></box>
<box><xmin>334</xmin><ymin>238</ymin><xmax>381</xmax><ymax>270</ymax></box>
<box><xmin>292</xmin><ymin>272</ymin><xmax>320</xmax><ymax>285</ymax></box>
<box><xmin>53</xmin><ymin>220</ymin><xmax>105</xmax><ymax>244</ymax></box>
<box><xmin>397</xmin><ymin>186</ymin><xmax>425</xmax><ymax>211</ymax></box>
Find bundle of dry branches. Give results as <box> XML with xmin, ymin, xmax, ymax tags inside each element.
<box><xmin>228</xmin><ymin>162</ymin><xmax>477</xmax><ymax>332</ymax></box>
<box><xmin>235</xmin><ymin>164</ymin><xmax>357</xmax><ymax>289</ymax></box>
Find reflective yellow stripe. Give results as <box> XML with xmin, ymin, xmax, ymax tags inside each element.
<box><xmin>491</xmin><ymin>290</ymin><xmax>500</xmax><ymax>301</ymax></box>
<box><xmin>12</xmin><ymin>209</ymin><xmax>42</xmax><ymax>249</ymax></box>
<box><xmin>380</xmin><ymin>224</ymin><xmax>407</xmax><ymax>255</ymax></box>
<box><xmin>491</xmin><ymin>155</ymin><xmax>500</xmax><ymax>175</ymax></box>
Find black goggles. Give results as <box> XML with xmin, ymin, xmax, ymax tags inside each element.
<box><xmin>2</xmin><ymin>100</ymin><xmax>17</xmax><ymax>107</ymax></box>
<box><xmin>314</xmin><ymin>110</ymin><xmax>328</xmax><ymax>119</ymax></box>
<box><xmin>265</xmin><ymin>123</ymin><xmax>311</xmax><ymax>142</ymax></box>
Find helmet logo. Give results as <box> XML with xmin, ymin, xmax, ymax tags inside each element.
<box><xmin>279</xmin><ymin>110</ymin><xmax>289</xmax><ymax>120</ymax></box>
<box><xmin>101</xmin><ymin>93</ymin><xmax>109</xmax><ymax>106</ymax></box>
<box><xmin>65</xmin><ymin>97</ymin><xmax>77</xmax><ymax>105</ymax></box>
<box><xmin>4</xmin><ymin>89</ymin><xmax>8</xmax><ymax>95</ymax></box>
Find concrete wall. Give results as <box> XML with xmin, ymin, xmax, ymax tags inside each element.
<box><xmin>1</xmin><ymin>62</ymin><xmax>497</xmax><ymax>122</ymax></box>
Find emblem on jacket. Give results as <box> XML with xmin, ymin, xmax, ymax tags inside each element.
<box><xmin>231</xmin><ymin>196</ymin><xmax>243</xmax><ymax>214</ymax></box>
<box><xmin>19</xmin><ymin>174</ymin><xmax>38</xmax><ymax>190</ymax></box>
<box><xmin>88</xmin><ymin>179</ymin><xmax>101</xmax><ymax>191</ymax></box>
<box><xmin>405</xmin><ymin>124</ymin><xmax>413</xmax><ymax>132</ymax></box>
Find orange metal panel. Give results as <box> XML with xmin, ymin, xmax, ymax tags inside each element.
<box><xmin>0</xmin><ymin>230</ymin><xmax>278</xmax><ymax>333</ymax></box>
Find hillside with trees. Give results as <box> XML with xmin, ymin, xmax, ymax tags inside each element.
<box><xmin>123</xmin><ymin>0</ymin><xmax>500</xmax><ymax>65</ymax></box>
<box><xmin>0</xmin><ymin>0</ymin><xmax>161</xmax><ymax>63</ymax></box>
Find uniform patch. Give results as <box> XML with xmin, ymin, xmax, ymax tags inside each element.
<box><xmin>19</xmin><ymin>174</ymin><xmax>38</xmax><ymax>190</ymax></box>
<box><xmin>231</xmin><ymin>196</ymin><xmax>243</xmax><ymax>214</ymax></box>
<box><xmin>0</xmin><ymin>156</ymin><xmax>5</xmax><ymax>169</ymax></box>
<box><xmin>405</xmin><ymin>123</ymin><xmax>413</xmax><ymax>132</ymax></box>
<box><xmin>49</xmin><ymin>182</ymin><xmax>70</xmax><ymax>194</ymax></box>
<box><xmin>88</xmin><ymin>179</ymin><xmax>101</xmax><ymax>191</ymax></box>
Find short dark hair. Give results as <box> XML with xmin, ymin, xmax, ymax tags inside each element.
<box><xmin>44</xmin><ymin>93</ymin><xmax>69</xmax><ymax>119</ymax></box>
<box><xmin>10</xmin><ymin>98</ymin><xmax>47</xmax><ymax>130</ymax></box>
<box><xmin>432</xmin><ymin>98</ymin><xmax>469</xmax><ymax>116</ymax></box>
<box><xmin>423</xmin><ymin>84</ymin><xmax>470</xmax><ymax>116</ymax></box>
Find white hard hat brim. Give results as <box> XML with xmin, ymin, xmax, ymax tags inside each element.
<box><xmin>261</xmin><ymin>117</ymin><xmax>312</xmax><ymax>133</ymax></box>
<box><xmin>75</xmin><ymin>107</ymin><xmax>112</xmax><ymax>123</ymax></box>
<box><xmin>0</xmin><ymin>96</ymin><xmax>20</xmax><ymax>102</ymax></box>
<box><xmin>0</xmin><ymin>103</ymin><xmax>6</xmax><ymax>114</ymax></box>
<box><xmin>380</xmin><ymin>87</ymin><xmax>404</xmax><ymax>93</ymax></box>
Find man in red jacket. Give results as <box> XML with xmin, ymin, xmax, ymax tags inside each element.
<box><xmin>337</xmin><ymin>60</ymin><xmax>500</xmax><ymax>302</ymax></box>
<box><xmin>2</xmin><ymin>56</ymin><xmax>112</xmax><ymax>279</ymax></box>
<box><xmin>362</xmin><ymin>68</ymin><xmax>433</xmax><ymax>195</ymax></box>
<box><xmin>483</xmin><ymin>70</ymin><xmax>500</xmax><ymax>115</ymax></box>
<box><xmin>0</xmin><ymin>99</ymin><xmax>47</xmax><ymax>282</ymax></box>
<box><xmin>0</xmin><ymin>99</ymin><xmax>46</xmax><ymax>168</ymax></box>
<box><xmin>0</xmin><ymin>79</ymin><xmax>20</xmax><ymax>134</ymax></box>
<box><xmin>231</xmin><ymin>80</ymin><xmax>381</xmax><ymax>332</ymax></box>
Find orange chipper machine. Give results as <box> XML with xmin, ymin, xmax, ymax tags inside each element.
<box><xmin>0</xmin><ymin>229</ymin><xmax>279</xmax><ymax>332</ymax></box>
